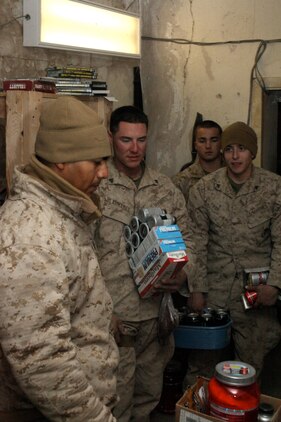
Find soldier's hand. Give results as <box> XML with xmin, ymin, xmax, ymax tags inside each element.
<box><xmin>153</xmin><ymin>269</ymin><xmax>187</xmax><ymax>293</ymax></box>
<box><xmin>188</xmin><ymin>292</ymin><xmax>206</xmax><ymax>312</ymax></box>
<box><xmin>110</xmin><ymin>314</ymin><xmax>124</xmax><ymax>345</ymax></box>
<box><xmin>254</xmin><ymin>284</ymin><xmax>279</xmax><ymax>307</ymax></box>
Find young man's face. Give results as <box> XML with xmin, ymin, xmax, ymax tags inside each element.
<box><xmin>194</xmin><ymin>127</ymin><xmax>221</xmax><ymax>162</ymax></box>
<box><xmin>59</xmin><ymin>159</ymin><xmax>108</xmax><ymax>196</ymax></box>
<box><xmin>223</xmin><ymin>144</ymin><xmax>253</xmax><ymax>183</ymax></box>
<box><xmin>110</xmin><ymin>121</ymin><xmax>147</xmax><ymax>177</ymax></box>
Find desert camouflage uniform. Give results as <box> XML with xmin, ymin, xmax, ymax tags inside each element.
<box><xmin>95</xmin><ymin>158</ymin><xmax>190</xmax><ymax>422</ymax></box>
<box><xmin>186</xmin><ymin>166</ymin><xmax>281</xmax><ymax>376</ymax></box>
<box><xmin>0</xmin><ymin>165</ymin><xmax>119</xmax><ymax>422</ymax></box>
<box><xmin>172</xmin><ymin>161</ymin><xmax>207</xmax><ymax>204</ymax></box>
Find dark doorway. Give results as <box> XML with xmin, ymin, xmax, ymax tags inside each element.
<box><xmin>262</xmin><ymin>90</ymin><xmax>281</xmax><ymax>175</ymax></box>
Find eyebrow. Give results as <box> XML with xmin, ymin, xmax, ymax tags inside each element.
<box><xmin>120</xmin><ymin>136</ymin><xmax>147</xmax><ymax>141</ymax></box>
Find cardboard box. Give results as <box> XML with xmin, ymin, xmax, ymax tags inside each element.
<box><xmin>134</xmin><ymin>251</ymin><xmax>188</xmax><ymax>298</ymax></box>
<box><xmin>131</xmin><ymin>239</ymin><xmax>186</xmax><ymax>272</ymax></box>
<box><xmin>141</xmin><ymin>226</ymin><xmax>183</xmax><ymax>250</ymax></box>
<box><xmin>176</xmin><ymin>388</ymin><xmax>281</xmax><ymax>422</ymax></box>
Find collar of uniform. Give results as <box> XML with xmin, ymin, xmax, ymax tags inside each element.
<box><xmin>213</xmin><ymin>165</ymin><xmax>259</xmax><ymax>196</ymax></box>
<box><xmin>21</xmin><ymin>155</ymin><xmax>101</xmax><ymax>222</ymax></box>
<box><xmin>106</xmin><ymin>158</ymin><xmax>159</xmax><ymax>189</ymax></box>
<box><xmin>190</xmin><ymin>161</ymin><xmax>209</xmax><ymax>178</ymax></box>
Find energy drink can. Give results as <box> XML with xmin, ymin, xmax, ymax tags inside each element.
<box><xmin>139</xmin><ymin>222</ymin><xmax>150</xmax><ymax>239</ymax></box>
<box><xmin>242</xmin><ymin>291</ymin><xmax>258</xmax><ymax>310</ymax></box>
<box><xmin>247</xmin><ymin>271</ymin><xmax>269</xmax><ymax>287</ymax></box>
<box><xmin>123</xmin><ymin>225</ymin><xmax>132</xmax><ymax>242</ymax></box>
<box><xmin>201</xmin><ymin>312</ymin><xmax>214</xmax><ymax>326</ymax></box>
<box><xmin>130</xmin><ymin>216</ymin><xmax>140</xmax><ymax>232</ymax></box>
<box><xmin>131</xmin><ymin>232</ymin><xmax>140</xmax><ymax>249</ymax></box>
<box><xmin>186</xmin><ymin>312</ymin><xmax>202</xmax><ymax>326</ymax></box>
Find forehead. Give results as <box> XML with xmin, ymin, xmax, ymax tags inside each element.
<box><xmin>195</xmin><ymin>127</ymin><xmax>221</xmax><ymax>139</ymax></box>
<box><xmin>116</xmin><ymin>121</ymin><xmax>147</xmax><ymax>135</ymax></box>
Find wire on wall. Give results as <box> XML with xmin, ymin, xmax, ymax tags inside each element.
<box><xmin>0</xmin><ymin>14</ymin><xmax>30</xmax><ymax>30</ymax></box>
<box><xmin>142</xmin><ymin>35</ymin><xmax>281</xmax><ymax>124</ymax></box>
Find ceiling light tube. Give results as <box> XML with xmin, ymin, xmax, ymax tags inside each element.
<box><xmin>23</xmin><ymin>0</ymin><xmax>141</xmax><ymax>58</ymax></box>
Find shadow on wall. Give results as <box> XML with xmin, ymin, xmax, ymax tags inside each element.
<box><xmin>0</xmin><ymin>119</ymin><xmax>7</xmax><ymax>204</ymax></box>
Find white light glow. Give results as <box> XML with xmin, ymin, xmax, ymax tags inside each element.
<box><xmin>23</xmin><ymin>0</ymin><xmax>140</xmax><ymax>58</ymax></box>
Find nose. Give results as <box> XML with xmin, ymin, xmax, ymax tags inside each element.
<box><xmin>205</xmin><ymin>140</ymin><xmax>212</xmax><ymax>149</ymax></box>
<box><xmin>98</xmin><ymin>160</ymin><xmax>109</xmax><ymax>179</ymax></box>
<box><xmin>232</xmin><ymin>146</ymin><xmax>239</xmax><ymax>159</ymax></box>
<box><xmin>130</xmin><ymin>140</ymin><xmax>138</xmax><ymax>153</ymax></box>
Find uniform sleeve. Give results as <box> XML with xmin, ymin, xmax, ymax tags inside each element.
<box><xmin>171</xmin><ymin>171</ymin><xmax>190</xmax><ymax>204</ymax></box>
<box><xmin>0</xmin><ymin>245</ymin><xmax>116</xmax><ymax>422</ymax></box>
<box><xmin>185</xmin><ymin>181</ymin><xmax>210</xmax><ymax>293</ymax></box>
<box><xmin>267</xmin><ymin>183</ymin><xmax>281</xmax><ymax>290</ymax></box>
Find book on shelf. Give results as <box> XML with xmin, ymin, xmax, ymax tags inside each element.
<box><xmin>46</xmin><ymin>66</ymin><xmax>97</xmax><ymax>80</ymax></box>
<box><xmin>56</xmin><ymin>87</ymin><xmax>93</xmax><ymax>93</ymax></box>
<box><xmin>56</xmin><ymin>83</ymin><xmax>92</xmax><ymax>89</ymax></box>
<box><xmin>3</xmin><ymin>79</ymin><xmax>56</xmax><ymax>93</ymax></box>
<box><xmin>57</xmin><ymin>91</ymin><xmax>94</xmax><ymax>96</ymax></box>
<box><xmin>91</xmin><ymin>81</ymin><xmax>107</xmax><ymax>89</ymax></box>
<box><xmin>91</xmin><ymin>89</ymin><xmax>110</xmax><ymax>95</ymax></box>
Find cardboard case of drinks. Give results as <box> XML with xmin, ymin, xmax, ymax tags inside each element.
<box><xmin>176</xmin><ymin>379</ymin><xmax>281</xmax><ymax>422</ymax></box>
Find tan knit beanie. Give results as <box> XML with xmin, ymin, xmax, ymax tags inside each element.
<box><xmin>35</xmin><ymin>96</ymin><xmax>111</xmax><ymax>163</ymax></box>
<box><xmin>221</xmin><ymin>121</ymin><xmax>258</xmax><ymax>157</ymax></box>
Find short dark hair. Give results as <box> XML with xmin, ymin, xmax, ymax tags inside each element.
<box><xmin>193</xmin><ymin>120</ymin><xmax>222</xmax><ymax>143</ymax></box>
<box><xmin>110</xmin><ymin>106</ymin><xmax>148</xmax><ymax>134</ymax></box>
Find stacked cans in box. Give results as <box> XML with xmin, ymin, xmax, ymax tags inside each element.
<box><xmin>124</xmin><ymin>208</ymin><xmax>188</xmax><ymax>298</ymax></box>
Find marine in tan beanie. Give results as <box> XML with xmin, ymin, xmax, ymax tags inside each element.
<box><xmin>36</xmin><ymin>96</ymin><xmax>111</xmax><ymax>163</ymax></box>
<box><xmin>29</xmin><ymin>96</ymin><xmax>112</xmax><ymax>197</ymax></box>
<box><xmin>221</xmin><ymin>121</ymin><xmax>258</xmax><ymax>184</ymax></box>
<box><xmin>221</xmin><ymin>121</ymin><xmax>258</xmax><ymax>158</ymax></box>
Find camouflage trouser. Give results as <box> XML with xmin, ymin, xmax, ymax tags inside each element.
<box><xmin>183</xmin><ymin>347</ymin><xmax>233</xmax><ymax>388</ymax></box>
<box><xmin>113</xmin><ymin>318</ymin><xmax>174</xmax><ymax>422</ymax></box>
<box><xmin>184</xmin><ymin>280</ymin><xmax>281</xmax><ymax>386</ymax></box>
<box><xmin>229</xmin><ymin>294</ymin><xmax>281</xmax><ymax>377</ymax></box>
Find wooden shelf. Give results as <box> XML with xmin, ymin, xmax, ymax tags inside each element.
<box><xmin>0</xmin><ymin>91</ymin><xmax>112</xmax><ymax>190</ymax></box>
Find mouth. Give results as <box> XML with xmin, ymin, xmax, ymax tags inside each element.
<box><xmin>230</xmin><ymin>162</ymin><xmax>242</xmax><ymax>169</ymax></box>
<box><xmin>128</xmin><ymin>156</ymin><xmax>141</xmax><ymax>161</ymax></box>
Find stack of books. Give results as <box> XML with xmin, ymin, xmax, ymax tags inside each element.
<box><xmin>43</xmin><ymin>66</ymin><xmax>110</xmax><ymax>97</ymax></box>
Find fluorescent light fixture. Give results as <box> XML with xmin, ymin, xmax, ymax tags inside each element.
<box><xmin>23</xmin><ymin>0</ymin><xmax>141</xmax><ymax>58</ymax></box>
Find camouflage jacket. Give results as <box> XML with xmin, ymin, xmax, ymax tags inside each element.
<box><xmin>172</xmin><ymin>161</ymin><xmax>208</xmax><ymax>203</ymax></box>
<box><xmin>186</xmin><ymin>166</ymin><xmax>281</xmax><ymax>307</ymax></box>
<box><xmin>0</xmin><ymin>168</ymin><xmax>118</xmax><ymax>421</ymax></box>
<box><xmin>95</xmin><ymin>158</ymin><xmax>190</xmax><ymax>321</ymax></box>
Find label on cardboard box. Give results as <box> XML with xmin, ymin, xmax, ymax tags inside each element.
<box><xmin>135</xmin><ymin>251</ymin><xmax>188</xmax><ymax>298</ymax></box>
<box><xmin>132</xmin><ymin>240</ymin><xmax>186</xmax><ymax>273</ymax></box>
<box><xmin>145</xmin><ymin>224</ymin><xmax>182</xmax><ymax>240</ymax></box>
<box><xmin>141</xmin><ymin>227</ymin><xmax>183</xmax><ymax>251</ymax></box>
<box><xmin>179</xmin><ymin>410</ymin><xmax>211</xmax><ymax>422</ymax></box>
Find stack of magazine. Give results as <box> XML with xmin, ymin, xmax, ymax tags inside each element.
<box><xmin>42</xmin><ymin>66</ymin><xmax>110</xmax><ymax>97</ymax></box>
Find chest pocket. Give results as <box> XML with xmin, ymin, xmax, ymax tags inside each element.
<box><xmin>246</xmin><ymin>199</ymin><xmax>272</xmax><ymax>229</ymax></box>
<box><xmin>102</xmin><ymin>195</ymin><xmax>132</xmax><ymax>226</ymax></box>
<box><xmin>205</xmin><ymin>192</ymin><xmax>232</xmax><ymax>229</ymax></box>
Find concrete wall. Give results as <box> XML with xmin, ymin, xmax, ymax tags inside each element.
<box><xmin>140</xmin><ymin>0</ymin><xmax>281</xmax><ymax>176</ymax></box>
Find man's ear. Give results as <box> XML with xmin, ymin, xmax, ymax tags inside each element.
<box><xmin>108</xmin><ymin>130</ymin><xmax>113</xmax><ymax>145</ymax></box>
<box><xmin>53</xmin><ymin>163</ymin><xmax>66</xmax><ymax>173</ymax></box>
